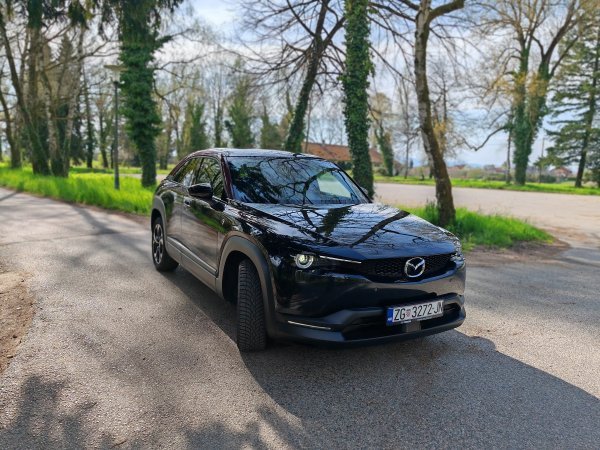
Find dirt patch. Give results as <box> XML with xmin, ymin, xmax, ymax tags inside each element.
<box><xmin>467</xmin><ymin>239</ymin><xmax>569</xmax><ymax>267</ymax></box>
<box><xmin>0</xmin><ymin>268</ymin><xmax>35</xmax><ymax>374</ymax></box>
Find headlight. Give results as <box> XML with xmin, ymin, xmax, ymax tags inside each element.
<box><xmin>294</xmin><ymin>253</ymin><xmax>315</xmax><ymax>269</ymax></box>
<box><xmin>451</xmin><ymin>239</ymin><xmax>465</xmax><ymax>264</ymax></box>
<box><xmin>453</xmin><ymin>239</ymin><xmax>463</xmax><ymax>256</ymax></box>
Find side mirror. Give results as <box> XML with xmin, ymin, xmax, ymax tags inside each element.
<box><xmin>188</xmin><ymin>183</ymin><xmax>213</xmax><ymax>199</ymax></box>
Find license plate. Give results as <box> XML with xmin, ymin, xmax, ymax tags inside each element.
<box><xmin>387</xmin><ymin>300</ymin><xmax>444</xmax><ymax>325</ymax></box>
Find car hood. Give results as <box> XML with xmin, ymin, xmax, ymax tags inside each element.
<box><xmin>243</xmin><ymin>203</ymin><xmax>457</xmax><ymax>259</ymax></box>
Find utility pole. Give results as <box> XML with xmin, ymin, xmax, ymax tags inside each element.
<box><xmin>104</xmin><ymin>64</ymin><xmax>124</xmax><ymax>190</ymax></box>
<box><xmin>539</xmin><ymin>137</ymin><xmax>545</xmax><ymax>184</ymax></box>
<box><xmin>506</xmin><ymin>129</ymin><xmax>512</xmax><ymax>184</ymax></box>
<box><xmin>113</xmin><ymin>80</ymin><xmax>120</xmax><ymax>190</ymax></box>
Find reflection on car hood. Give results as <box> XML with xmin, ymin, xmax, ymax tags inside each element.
<box><xmin>244</xmin><ymin>202</ymin><xmax>456</xmax><ymax>259</ymax></box>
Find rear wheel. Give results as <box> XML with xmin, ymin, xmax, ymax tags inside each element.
<box><xmin>152</xmin><ymin>217</ymin><xmax>178</xmax><ymax>272</ymax></box>
<box><xmin>236</xmin><ymin>259</ymin><xmax>267</xmax><ymax>351</ymax></box>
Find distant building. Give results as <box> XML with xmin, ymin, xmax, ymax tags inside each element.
<box><xmin>303</xmin><ymin>142</ymin><xmax>401</xmax><ymax>174</ymax></box>
<box><xmin>304</xmin><ymin>142</ymin><xmax>381</xmax><ymax>165</ymax></box>
<box><xmin>550</xmin><ymin>166</ymin><xmax>573</xmax><ymax>179</ymax></box>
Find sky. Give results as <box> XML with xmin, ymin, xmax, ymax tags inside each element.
<box><xmin>187</xmin><ymin>0</ymin><xmax>549</xmax><ymax>168</ymax></box>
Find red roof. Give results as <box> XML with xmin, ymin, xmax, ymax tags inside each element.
<box><xmin>304</xmin><ymin>142</ymin><xmax>383</xmax><ymax>164</ymax></box>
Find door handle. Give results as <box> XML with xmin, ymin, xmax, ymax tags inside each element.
<box><xmin>183</xmin><ymin>197</ymin><xmax>192</xmax><ymax>207</ymax></box>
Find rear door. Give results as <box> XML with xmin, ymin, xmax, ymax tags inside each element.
<box><xmin>180</xmin><ymin>157</ymin><xmax>227</xmax><ymax>274</ymax></box>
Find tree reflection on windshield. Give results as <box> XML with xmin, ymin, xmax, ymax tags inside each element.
<box><xmin>228</xmin><ymin>156</ymin><xmax>368</xmax><ymax>205</ymax></box>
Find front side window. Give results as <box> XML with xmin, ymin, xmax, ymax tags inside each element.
<box><xmin>194</xmin><ymin>158</ymin><xmax>225</xmax><ymax>199</ymax></box>
<box><xmin>173</xmin><ymin>158</ymin><xmax>198</xmax><ymax>187</ymax></box>
<box><xmin>227</xmin><ymin>156</ymin><xmax>368</xmax><ymax>205</ymax></box>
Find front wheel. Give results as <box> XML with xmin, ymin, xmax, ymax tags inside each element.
<box><xmin>236</xmin><ymin>259</ymin><xmax>267</xmax><ymax>351</ymax></box>
<box><xmin>152</xmin><ymin>217</ymin><xmax>178</xmax><ymax>272</ymax></box>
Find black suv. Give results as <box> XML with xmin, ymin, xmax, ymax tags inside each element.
<box><xmin>151</xmin><ymin>149</ymin><xmax>466</xmax><ymax>351</ymax></box>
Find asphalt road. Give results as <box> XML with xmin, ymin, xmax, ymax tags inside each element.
<box><xmin>0</xmin><ymin>187</ymin><xmax>599</xmax><ymax>449</ymax></box>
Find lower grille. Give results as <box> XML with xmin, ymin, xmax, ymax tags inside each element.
<box><xmin>357</xmin><ymin>254</ymin><xmax>452</xmax><ymax>282</ymax></box>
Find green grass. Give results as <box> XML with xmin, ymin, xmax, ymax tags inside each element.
<box><xmin>0</xmin><ymin>164</ymin><xmax>153</xmax><ymax>215</ymax></box>
<box><xmin>401</xmin><ymin>203</ymin><xmax>552</xmax><ymax>251</ymax></box>
<box><xmin>376</xmin><ymin>175</ymin><xmax>600</xmax><ymax>196</ymax></box>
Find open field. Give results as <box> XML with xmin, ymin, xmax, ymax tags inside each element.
<box><xmin>374</xmin><ymin>175</ymin><xmax>600</xmax><ymax>196</ymax></box>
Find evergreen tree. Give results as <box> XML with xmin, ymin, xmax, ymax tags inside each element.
<box><xmin>182</xmin><ymin>100</ymin><xmax>209</xmax><ymax>155</ymax></box>
<box><xmin>375</xmin><ymin>123</ymin><xmax>394</xmax><ymax>177</ymax></box>
<box><xmin>103</xmin><ymin>0</ymin><xmax>183</xmax><ymax>186</ymax></box>
<box><xmin>548</xmin><ymin>15</ymin><xmax>600</xmax><ymax>187</ymax></box>
<box><xmin>225</xmin><ymin>74</ymin><xmax>254</xmax><ymax>148</ymax></box>
<box><xmin>341</xmin><ymin>0</ymin><xmax>373</xmax><ymax>196</ymax></box>
<box><xmin>259</xmin><ymin>106</ymin><xmax>283</xmax><ymax>149</ymax></box>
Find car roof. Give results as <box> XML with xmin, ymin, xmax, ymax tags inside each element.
<box><xmin>187</xmin><ymin>148</ymin><xmax>322</xmax><ymax>159</ymax></box>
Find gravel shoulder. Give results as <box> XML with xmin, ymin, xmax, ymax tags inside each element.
<box><xmin>0</xmin><ymin>187</ymin><xmax>598</xmax><ymax>448</ymax></box>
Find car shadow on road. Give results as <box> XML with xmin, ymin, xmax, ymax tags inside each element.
<box><xmin>160</xmin><ymin>268</ymin><xmax>600</xmax><ymax>448</ymax></box>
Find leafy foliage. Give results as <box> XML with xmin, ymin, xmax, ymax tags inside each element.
<box><xmin>375</xmin><ymin>123</ymin><xmax>394</xmax><ymax>177</ymax></box>
<box><xmin>259</xmin><ymin>107</ymin><xmax>284</xmax><ymax>149</ymax></box>
<box><xmin>225</xmin><ymin>73</ymin><xmax>255</xmax><ymax>148</ymax></box>
<box><xmin>182</xmin><ymin>100</ymin><xmax>210</xmax><ymax>155</ymax></box>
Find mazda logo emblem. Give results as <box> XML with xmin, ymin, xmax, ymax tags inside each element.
<box><xmin>404</xmin><ymin>257</ymin><xmax>426</xmax><ymax>278</ymax></box>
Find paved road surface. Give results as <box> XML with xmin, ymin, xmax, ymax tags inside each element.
<box><xmin>0</xmin><ymin>188</ymin><xmax>599</xmax><ymax>448</ymax></box>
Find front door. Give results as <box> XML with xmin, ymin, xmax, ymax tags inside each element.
<box><xmin>180</xmin><ymin>157</ymin><xmax>226</xmax><ymax>275</ymax></box>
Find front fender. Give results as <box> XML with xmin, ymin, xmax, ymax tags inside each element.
<box><xmin>217</xmin><ymin>235</ymin><xmax>276</xmax><ymax>331</ymax></box>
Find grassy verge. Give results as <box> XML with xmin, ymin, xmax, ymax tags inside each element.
<box><xmin>0</xmin><ymin>165</ymin><xmax>153</xmax><ymax>215</ymax></box>
<box><xmin>401</xmin><ymin>203</ymin><xmax>552</xmax><ymax>251</ymax></box>
<box><xmin>376</xmin><ymin>175</ymin><xmax>600</xmax><ymax>196</ymax></box>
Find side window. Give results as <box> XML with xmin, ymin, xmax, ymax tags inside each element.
<box><xmin>174</xmin><ymin>159</ymin><xmax>198</xmax><ymax>187</ymax></box>
<box><xmin>194</xmin><ymin>158</ymin><xmax>225</xmax><ymax>199</ymax></box>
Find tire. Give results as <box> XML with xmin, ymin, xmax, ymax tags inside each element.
<box><xmin>152</xmin><ymin>216</ymin><xmax>179</xmax><ymax>272</ymax></box>
<box><xmin>236</xmin><ymin>259</ymin><xmax>267</xmax><ymax>351</ymax></box>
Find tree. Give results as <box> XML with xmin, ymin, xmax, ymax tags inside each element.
<box><xmin>342</xmin><ymin>0</ymin><xmax>374</xmax><ymax>196</ymax></box>
<box><xmin>259</xmin><ymin>106</ymin><xmax>284</xmax><ymax>149</ymax></box>
<box><xmin>182</xmin><ymin>100</ymin><xmax>209</xmax><ymax>154</ymax></box>
<box><xmin>225</xmin><ymin>73</ymin><xmax>255</xmax><ymax>148</ymax></box>
<box><xmin>396</xmin><ymin>74</ymin><xmax>419</xmax><ymax>178</ymax></box>
<box><xmin>414</xmin><ymin>0</ymin><xmax>464</xmax><ymax>226</ymax></box>
<box><xmin>240</xmin><ymin>0</ymin><xmax>345</xmax><ymax>153</ymax></box>
<box><xmin>101</xmin><ymin>0</ymin><xmax>183</xmax><ymax>186</ymax></box>
<box><xmin>375</xmin><ymin>124</ymin><xmax>394</xmax><ymax>176</ymax></box>
<box><xmin>547</xmin><ymin>12</ymin><xmax>600</xmax><ymax>187</ymax></box>
<box><xmin>477</xmin><ymin>0</ymin><xmax>584</xmax><ymax>185</ymax></box>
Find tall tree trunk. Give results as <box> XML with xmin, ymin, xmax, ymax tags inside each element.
<box><xmin>342</xmin><ymin>0</ymin><xmax>373</xmax><ymax>195</ymax></box>
<box><xmin>414</xmin><ymin>0</ymin><xmax>461</xmax><ymax>226</ymax></box>
<box><xmin>285</xmin><ymin>52</ymin><xmax>320</xmax><ymax>153</ymax></box>
<box><xmin>284</xmin><ymin>0</ymin><xmax>341</xmax><ymax>154</ymax></box>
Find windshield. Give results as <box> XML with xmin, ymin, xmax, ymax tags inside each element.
<box><xmin>227</xmin><ymin>156</ymin><xmax>369</xmax><ymax>205</ymax></box>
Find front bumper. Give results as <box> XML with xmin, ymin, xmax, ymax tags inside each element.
<box><xmin>265</xmin><ymin>261</ymin><xmax>466</xmax><ymax>346</ymax></box>
<box><xmin>268</xmin><ymin>293</ymin><xmax>465</xmax><ymax>346</ymax></box>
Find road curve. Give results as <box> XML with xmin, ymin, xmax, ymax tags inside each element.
<box><xmin>0</xmin><ymin>187</ymin><xmax>599</xmax><ymax>448</ymax></box>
